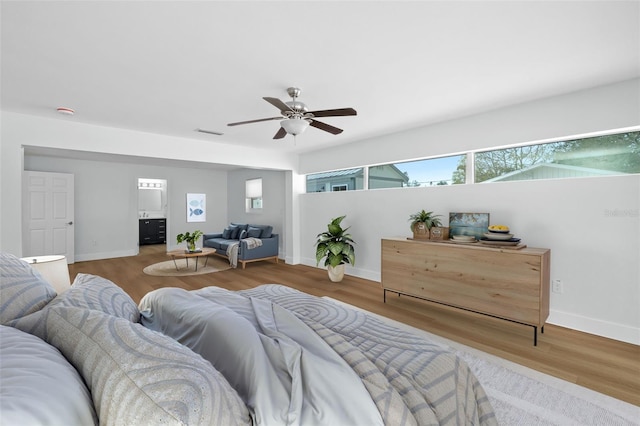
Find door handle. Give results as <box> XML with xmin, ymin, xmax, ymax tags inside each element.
<box><xmin>67</xmin><ymin>221</ymin><xmax>73</xmax><ymax>225</ymax></box>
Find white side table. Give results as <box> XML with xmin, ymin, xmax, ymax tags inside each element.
<box><xmin>21</xmin><ymin>255</ymin><xmax>71</xmax><ymax>294</ymax></box>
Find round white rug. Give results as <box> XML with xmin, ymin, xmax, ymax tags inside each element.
<box><xmin>143</xmin><ymin>257</ymin><xmax>231</xmax><ymax>277</ymax></box>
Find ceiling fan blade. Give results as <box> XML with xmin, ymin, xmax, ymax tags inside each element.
<box><xmin>273</xmin><ymin>127</ymin><xmax>287</xmax><ymax>139</ymax></box>
<box><xmin>263</xmin><ymin>97</ymin><xmax>292</xmax><ymax>113</ymax></box>
<box><xmin>308</xmin><ymin>107</ymin><xmax>357</xmax><ymax>118</ymax></box>
<box><xmin>227</xmin><ymin>117</ymin><xmax>281</xmax><ymax>126</ymax></box>
<box><xmin>309</xmin><ymin>119</ymin><xmax>344</xmax><ymax>135</ymax></box>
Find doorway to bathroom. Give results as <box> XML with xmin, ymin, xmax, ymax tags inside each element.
<box><xmin>137</xmin><ymin>178</ymin><xmax>168</xmax><ymax>254</ymax></box>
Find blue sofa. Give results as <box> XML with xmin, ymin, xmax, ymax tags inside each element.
<box><xmin>203</xmin><ymin>223</ymin><xmax>279</xmax><ymax>269</ymax></box>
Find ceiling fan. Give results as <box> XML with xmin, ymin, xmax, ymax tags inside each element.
<box><xmin>227</xmin><ymin>87</ymin><xmax>357</xmax><ymax>139</ymax></box>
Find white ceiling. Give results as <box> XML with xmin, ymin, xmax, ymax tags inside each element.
<box><xmin>2</xmin><ymin>1</ymin><xmax>639</xmax><ymax>158</ymax></box>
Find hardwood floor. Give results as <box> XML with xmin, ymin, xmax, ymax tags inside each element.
<box><xmin>69</xmin><ymin>244</ymin><xmax>640</xmax><ymax>406</ymax></box>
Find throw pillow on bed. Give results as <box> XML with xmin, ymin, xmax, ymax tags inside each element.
<box><xmin>0</xmin><ymin>252</ymin><xmax>57</xmax><ymax>325</ymax></box>
<box><xmin>10</xmin><ymin>273</ymin><xmax>140</xmax><ymax>336</ymax></box>
<box><xmin>39</xmin><ymin>306</ymin><xmax>252</xmax><ymax>426</ymax></box>
<box><xmin>56</xmin><ymin>273</ymin><xmax>140</xmax><ymax>322</ymax></box>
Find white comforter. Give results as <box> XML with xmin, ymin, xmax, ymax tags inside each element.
<box><xmin>139</xmin><ymin>287</ymin><xmax>383</xmax><ymax>426</ymax></box>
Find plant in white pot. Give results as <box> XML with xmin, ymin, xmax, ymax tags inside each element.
<box><xmin>176</xmin><ymin>230</ymin><xmax>203</xmax><ymax>253</ymax></box>
<box><xmin>408</xmin><ymin>210</ymin><xmax>442</xmax><ymax>239</ymax></box>
<box><xmin>315</xmin><ymin>215</ymin><xmax>355</xmax><ymax>282</ymax></box>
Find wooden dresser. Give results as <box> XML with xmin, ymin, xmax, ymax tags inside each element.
<box><xmin>381</xmin><ymin>238</ymin><xmax>550</xmax><ymax>344</ymax></box>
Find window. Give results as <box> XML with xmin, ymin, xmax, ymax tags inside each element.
<box><xmin>245</xmin><ymin>178</ymin><xmax>262</xmax><ymax>211</ymax></box>
<box><xmin>306</xmin><ymin>168</ymin><xmax>364</xmax><ymax>192</ymax></box>
<box><xmin>475</xmin><ymin>131</ymin><xmax>639</xmax><ymax>183</ymax></box>
<box><xmin>369</xmin><ymin>155</ymin><xmax>466</xmax><ymax>189</ymax></box>
<box><xmin>304</xmin><ymin>130</ymin><xmax>638</xmax><ymax>192</ymax></box>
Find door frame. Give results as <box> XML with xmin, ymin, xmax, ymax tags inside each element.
<box><xmin>22</xmin><ymin>170</ymin><xmax>75</xmax><ymax>263</ymax></box>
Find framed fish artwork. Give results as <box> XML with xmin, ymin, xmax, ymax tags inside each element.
<box><xmin>186</xmin><ymin>193</ymin><xmax>206</xmax><ymax>223</ymax></box>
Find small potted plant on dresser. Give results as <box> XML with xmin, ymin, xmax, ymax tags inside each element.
<box><xmin>408</xmin><ymin>210</ymin><xmax>442</xmax><ymax>240</ymax></box>
<box><xmin>315</xmin><ymin>215</ymin><xmax>355</xmax><ymax>282</ymax></box>
<box><xmin>176</xmin><ymin>230</ymin><xmax>204</xmax><ymax>253</ymax></box>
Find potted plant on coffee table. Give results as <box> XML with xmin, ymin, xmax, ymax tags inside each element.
<box><xmin>315</xmin><ymin>215</ymin><xmax>355</xmax><ymax>282</ymax></box>
<box><xmin>176</xmin><ymin>230</ymin><xmax>204</xmax><ymax>253</ymax></box>
<box><xmin>408</xmin><ymin>210</ymin><xmax>442</xmax><ymax>240</ymax></box>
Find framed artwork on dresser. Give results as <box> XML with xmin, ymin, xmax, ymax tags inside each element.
<box><xmin>448</xmin><ymin>212</ymin><xmax>489</xmax><ymax>240</ymax></box>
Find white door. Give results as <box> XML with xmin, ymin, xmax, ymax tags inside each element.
<box><xmin>23</xmin><ymin>171</ymin><xmax>75</xmax><ymax>263</ymax></box>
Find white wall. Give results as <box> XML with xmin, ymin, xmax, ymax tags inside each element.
<box><xmin>297</xmin><ymin>78</ymin><xmax>640</xmax><ymax>344</ymax></box>
<box><xmin>23</xmin><ymin>155</ymin><xmax>229</xmax><ymax>260</ymax></box>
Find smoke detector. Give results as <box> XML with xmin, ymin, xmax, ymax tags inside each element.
<box><xmin>57</xmin><ymin>107</ymin><xmax>74</xmax><ymax>115</ymax></box>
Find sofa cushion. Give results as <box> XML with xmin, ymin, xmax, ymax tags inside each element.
<box><xmin>247</xmin><ymin>226</ymin><xmax>263</xmax><ymax>238</ymax></box>
<box><xmin>38</xmin><ymin>307</ymin><xmax>251</xmax><ymax>426</ymax></box>
<box><xmin>239</xmin><ymin>229</ymin><xmax>248</xmax><ymax>239</ymax></box>
<box><xmin>230</xmin><ymin>223</ymin><xmax>249</xmax><ymax>231</ymax></box>
<box><xmin>229</xmin><ymin>225</ymin><xmax>241</xmax><ymax>239</ymax></box>
<box><xmin>249</xmin><ymin>224</ymin><xmax>273</xmax><ymax>238</ymax></box>
<box><xmin>0</xmin><ymin>325</ymin><xmax>97</xmax><ymax>425</ymax></box>
<box><xmin>0</xmin><ymin>252</ymin><xmax>57</xmax><ymax>325</ymax></box>
<box><xmin>222</xmin><ymin>228</ymin><xmax>233</xmax><ymax>239</ymax></box>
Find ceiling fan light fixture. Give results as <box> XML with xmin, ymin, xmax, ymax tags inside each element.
<box><xmin>280</xmin><ymin>118</ymin><xmax>310</xmax><ymax>136</ymax></box>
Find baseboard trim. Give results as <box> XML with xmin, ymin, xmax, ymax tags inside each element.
<box><xmin>74</xmin><ymin>249</ymin><xmax>137</xmax><ymax>263</ymax></box>
<box><xmin>548</xmin><ymin>309</ymin><xmax>639</xmax><ymax>345</ymax></box>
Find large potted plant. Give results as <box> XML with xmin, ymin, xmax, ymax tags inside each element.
<box><xmin>408</xmin><ymin>210</ymin><xmax>442</xmax><ymax>240</ymax></box>
<box><xmin>315</xmin><ymin>215</ymin><xmax>355</xmax><ymax>282</ymax></box>
<box><xmin>176</xmin><ymin>230</ymin><xmax>203</xmax><ymax>252</ymax></box>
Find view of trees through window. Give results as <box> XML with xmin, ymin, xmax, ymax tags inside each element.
<box><xmin>474</xmin><ymin>131</ymin><xmax>639</xmax><ymax>183</ymax></box>
<box><xmin>305</xmin><ymin>131</ymin><xmax>639</xmax><ymax>192</ymax></box>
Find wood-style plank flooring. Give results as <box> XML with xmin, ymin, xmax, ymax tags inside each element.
<box><xmin>68</xmin><ymin>244</ymin><xmax>640</xmax><ymax>406</ymax></box>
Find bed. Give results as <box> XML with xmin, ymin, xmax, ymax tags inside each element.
<box><xmin>139</xmin><ymin>284</ymin><xmax>497</xmax><ymax>426</ymax></box>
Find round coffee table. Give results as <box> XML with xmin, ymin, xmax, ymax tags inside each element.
<box><xmin>166</xmin><ymin>247</ymin><xmax>217</xmax><ymax>271</ymax></box>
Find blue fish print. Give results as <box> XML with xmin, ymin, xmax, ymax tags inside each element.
<box><xmin>190</xmin><ymin>208</ymin><xmax>203</xmax><ymax>217</ymax></box>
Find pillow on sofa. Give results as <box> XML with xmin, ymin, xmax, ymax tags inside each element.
<box><xmin>229</xmin><ymin>225</ymin><xmax>240</xmax><ymax>239</ymax></box>
<box><xmin>39</xmin><ymin>307</ymin><xmax>251</xmax><ymax>426</ymax></box>
<box><xmin>0</xmin><ymin>252</ymin><xmax>57</xmax><ymax>325</ymax></box>
<box><xmin>222</xmin><ymin>227</ymin><xmax>233</xmax><ymax>239</ymax></box>
<box><xmin>247</xmin><ymin>226</ymin><xmax>263</xmax><ymax>238</ymax></box>
<box><xmin>0</xmin><ymin>325</ymin><xmax>97</xmax><ymax>426</ymax></box>
<box><xmin>249</xmin><ymin>224</ymin><xmax>273</xmax><ymax>238</ymax></box>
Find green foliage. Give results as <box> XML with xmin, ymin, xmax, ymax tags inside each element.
<box><xmin>469</xmin><ymin>131</ymin><xmax>639</xmax><ymax>183</ymax></box>
<box><xmin>408</xmin><ymin>210</ymin><xmax>442</xmax><ymax>231</ymax></box>
<box><xmin>176</xmin><ymin>230</ymin><xmax>203</xmax><ymax>245</ymax></box>
<box><xmin>315</xmin><ymin>215</ymin><xmax>356</xmax><ymax>267</ymax></box>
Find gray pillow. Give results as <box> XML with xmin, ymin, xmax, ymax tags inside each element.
<box><xmin>39</xmin><ymin>307</ymin><xmax>251</xmax><ymax>426</ymax></box>
<box><xmin>222</xmin><ymin>227</ymin><xmax>232</xmax><ymax>239</ymax></box>
<box><xmin>247</xmin><ymin>227</ymin><xmax>262</xmax><ymax>238</ymax></box>
<box><xmin>10</xmin><ymin>273</ymin><xmax>140</xmax><ymax>336</ymax></box>
<box><xmin>228</xmin><ymin>225</ymin><xmax>240</xmax><ymax>239</ymax></box>
<box><xmin>0</xmin><ymin>325</ymin><xmax>97</xmax><ymax>425</ymax></box>
<box><xmin>55</xmin><ymin>273</ymin><xmax>140</xmax><ymax>322</ymax></box>
<box><xmin>0</xmin><ymin>252</ymin><xmax>56</xmax><ymax>325</ymax></box>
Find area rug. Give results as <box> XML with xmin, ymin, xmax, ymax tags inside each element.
<box><xmin>143</xmin><ymin>257</ymin><xmax>231</xmax><ymax>277</ymax></box>
<box><xmin>323</xmin><ymin>297</ymin><xmax>640</xmax><ymax>426</ymax></box>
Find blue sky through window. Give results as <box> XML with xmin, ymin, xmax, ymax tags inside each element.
<box><xmin>393</xmin><ymin>155</ymin><xmax>462</xmax><ymax>186</ymax></box>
